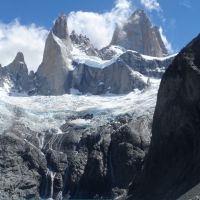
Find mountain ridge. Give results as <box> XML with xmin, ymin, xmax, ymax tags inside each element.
<box><xmin>0</xmin><ymin>10</ymin><xmax>174</xmax><ymax>96</ymax></box>
<box><xmin>0</xmin><ymin>8</ymin><xmax>191</xmax><ymax>200</ymax></box>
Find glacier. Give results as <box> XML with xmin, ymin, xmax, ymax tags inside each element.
<box><xmin>0</xmin><ymin>78</ymin><xmax>160</xmax><ymax>135</ymax></box>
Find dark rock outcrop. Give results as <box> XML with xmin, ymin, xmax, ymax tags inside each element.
<box><xmin>110</xmin><ymin>10</ymin><xmax>168</xmax><ymax>57</ymax></box>
<box><xmin>63</xmin><ymin>114</ymin><xmax>151</xmax><ymax>199</ymax></box>
<box><xmin>0</xmin><ymin>112</ymin><xmax>152</xmax><ymax>199</ymax></box>
<box><xmin>0</xmin><ymin>133</ymin><xmax>47</xmax><ymax>200</ymax></box>
<box><xmin>129</xmin><ymin>34</ymin><xmax>200</xmax><ymax>200</ymax></box>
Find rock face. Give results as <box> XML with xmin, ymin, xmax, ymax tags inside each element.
<box><xmin>129</xmin><ymin>34</ymin><xmax>200</xmax><ymax>200</ymax></box>
<box><xmin>0</xmin><ymin>112</ymin><xmax>152</xmax><ymax>200</ymax></box>
<box><xmin>71</xmin><ymin>60</ymin><xmax>147</xmax><ymax>94</ymax></box>
<box><xmin>52</xmin><ymin>15</ymin><xmax>71</xmax><ymax>40</ymax></box>
<box><xmin>35</xmin><ymin>15</ymin><xmax>149</xmax><ymax>95</ymax></box>
<box><xmin>120</xmin><ymin>51</ymin><xmax>173</xmax><ymax>78</ymax></box>
<box><xmin>0</xmin><ymin>52</ymin><xmax>35</xmax><ymax>93</ymax></box>
<box><xmin>70</xmin><ymin>30</ymin><xmax>100</xmax><ymax>57</ymax></box>
<box><xmin>37</xmin><ymin>15</ymin><xmax>72</xmax><ymax>95</ymax></box>
<box><xmin>110</xmin><ymin>10</ymin><xmax>168</xmax><ymax>57</ymax></box>
<box><xmin>0</xmin><ymin>132</ymin><xmax>47</xmax><ymax>200</ymax></box>
<box><xmin>71</xmin><ymin>51</ymin><xmax>173</xmax><ymax>94</ymax></box>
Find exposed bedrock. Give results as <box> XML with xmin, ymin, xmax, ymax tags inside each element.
<box><xmin>110</xmin><ymin>10</ymin><xmax>168</xmax><ymax>57</ymax></box>
<box><xmin>0</xmin><ymin>113</ymin><xmax>152</xmax><ymax>199</ymax></box>
<box><xmin>129</xmin><ymin>34</ymin><xmax>200</xmax><ymax>200</ymax></box>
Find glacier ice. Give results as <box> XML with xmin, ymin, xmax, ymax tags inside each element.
<box><xmin>0</xmin><ymin>78</ymin><xmax>160</xmax><ymax>135</ymax></box>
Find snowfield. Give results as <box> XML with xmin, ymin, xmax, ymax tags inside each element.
<box><xmin>0</xmin><ymin>78</ymin><xmax>160</xmax><ymax>135</ymax></box>
<box><xmin>72</xmin><ymin>45</ymin><xmax>176</xmax><ymax>69</ymax></box>
<box><xmin>72</xmin><ymin>45</ymin><xmax>122</xmax><ymax>69</ymax></box>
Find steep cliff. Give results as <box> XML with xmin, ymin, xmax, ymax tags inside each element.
<box><xmin>110</xmin><ymin>10</ymin><xmax>168</xmax><ymax>57</ymax></box>
<box><xmin>37</xmin><ymin>16</ymin><xmax>72</xmax><ymax>95</ymax></box>
<box><xmin>129</xmin><ymin>34</ymin><xmax>200</xmax><ymax>200</ymax></box>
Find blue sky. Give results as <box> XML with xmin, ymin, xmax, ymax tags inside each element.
<box><xmin>0</xmin><ymin>0</ymin><xmax>199</xmax><ymax>70</ymax></box>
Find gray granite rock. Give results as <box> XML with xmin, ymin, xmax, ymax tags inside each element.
<box><xmin>120</xmin><ymin>51</ymin><xmax>174</xmax><ymax>78</ymax></box>
<box><xmin>70</xmin><ymin>30</ymin><xmax>100</xmax><ymax>57</ymax></box>
<box><xmin>37</xmin><ymin>16</ymin><xmax>72</xmax><ymax>95</ymax></box>
<box><xmin>0</xmin><ymin>52</ymin><xmax>37</xmax><ymax>94</ymax></box>
<box><xmin>110</xmin><ymin>10</ymin><xmax>168</xmax><ymax>57</ymax></box>
<box><xmin>71</xmin><ymin>59</ymin><xmax>147</xmax><ymax>94</ymax></box>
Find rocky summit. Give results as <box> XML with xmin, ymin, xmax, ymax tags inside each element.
<box><xmin>37</xmin><ymin>15</ymin><xmax>72</xmax><ymax>95</ymax></box>
<box><xmin>110</xmin><ymin>10</ymin><xmax>168</xmax><ymax>57</ymax></box>
<box><xmin>0</xmin><ymin>52</ymin><xmax>35</xmax><ymax>93</ymax></box>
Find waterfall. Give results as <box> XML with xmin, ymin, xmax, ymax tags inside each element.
<box><xmin>46</xmin><ymin>168</ymin><xmax>56</xmax><ymax>199</ymax></box>
<box><xmin>37</xmin><ymin>132</ymin><xmax>45</xmax><ymax>149</ymax></box>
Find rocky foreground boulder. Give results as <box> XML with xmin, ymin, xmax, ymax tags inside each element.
<box><xmin>129</xmin><ymin>34</ymin><xmax>200</xmax><ymax>200</ymax></box>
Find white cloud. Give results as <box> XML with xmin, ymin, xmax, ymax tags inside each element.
<box><xmin>0</xmin><ymin>20</ymin><xmax>48</xmax><ymax>71</ymax></box>
<box><xmin>159</xmin><ymin>27</ymin><xmax>173</xmax><ymax>53</ymax></box>
<box><xmin>140</xmin><ymin>0</ymin><xmax>161</xmax><ymax>11</ymax></box>
<box><xmin>115</xmin><ymin>0</ymin><xmax>131</xmax><ymax>9</ymax></box>
<box><xmin>68</xmin><ymin>0</ymin><xmax>133</xmax><ymax>49</ymax></box>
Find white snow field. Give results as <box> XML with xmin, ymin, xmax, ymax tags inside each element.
<box><xmin>72</xmin><ymin>45</ymin><xmax>123</xmax><ymax>69</ymax></box>
<box><xmin>0</xmin><ymin>78</ymin><xmax>160</xmax><ymax>135</ymax></box>
<box><xmin>72</xmin><ymin>45</ymin><xmax>176</xmax><ymax>69</ymax></box>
